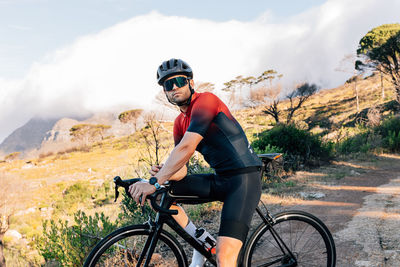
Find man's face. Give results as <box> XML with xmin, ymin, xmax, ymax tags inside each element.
<box><xmin>163</xmin><ymin>75</ymin><xmax>193</xmax><ymax>105</ymax></box>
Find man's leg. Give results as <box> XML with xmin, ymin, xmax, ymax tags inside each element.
<box><xmin>214</xmin><ymin>171</ymin><xmax>262</xmax><ymax>267</ymax></box>
<box><xmin>171</xmin><ymin>204</ymin><xmax>208</xmax><ymax>267</ymax></box>
<box><xmin>171</xmin><ymin>204</ymin><xmax>189</xmax><ymax>227</ymax></box>
<box><xmin>216</xmin><ymin>236</ymin><xmax>243</xmax><ymax>267</ymax></box>
<box><xmin>169</xmin><ymin>174</ymin><xmax>216</xmax><ymax>267</ymax></box>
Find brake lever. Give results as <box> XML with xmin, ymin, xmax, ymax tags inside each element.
<box><xmin>114</xmin><ymin>185</ymin><xmax>120</xmax><ymax>202</ymax></box>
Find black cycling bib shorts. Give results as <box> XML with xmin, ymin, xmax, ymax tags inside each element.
<box><xmin>172</xmin><ymin>92</ymin><xmax>262</xmax><ymax>242</ymax></box>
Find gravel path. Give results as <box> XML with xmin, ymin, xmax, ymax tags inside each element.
<box><xmin>276</xmin><ymin>157</ymin><xmax>400</xmax><ymax>266</ymax></box>
<box><xmin>335</xmin><ymin>176</ymin><xmax>400</xmax><ymax>266</ymax></box>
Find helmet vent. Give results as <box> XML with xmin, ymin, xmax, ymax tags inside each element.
<box><xmin>157</xmin><ymin>58</ymin><xmax>193</xmax><ymax>85</ymax></box>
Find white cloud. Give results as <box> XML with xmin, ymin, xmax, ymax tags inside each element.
<box><xmin>1</xmin><ymin>0</ymin><xmax>400</xmax><ymax>142</ymax></box>
<box><xmin>8</xmin><ymin>24</ymin><xmax>31</xmax><ymax>31</ymax></box>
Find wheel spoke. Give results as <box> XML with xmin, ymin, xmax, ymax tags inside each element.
<box><xmin>84</xmin><ymin>225</ymin><xmax>186</xmax><ymax>267</ymax></box>
<box><xmin>246</xmin><ymin>211</ymin><xmax>335</xmax><ymax>267</ymax></box>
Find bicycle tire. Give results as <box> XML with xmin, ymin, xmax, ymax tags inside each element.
<box><xmin>243</xmin><ymin>210</ymin><xmax>336</xmax><ymax>267</ymax></box>
<box><xmin>84</xmin><ymin>224</ymin><xmax>188</xmax><ymax>267</ymax></box>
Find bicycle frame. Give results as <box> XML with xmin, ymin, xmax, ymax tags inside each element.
<box><xmin>138</xmin><ymin>192</ymin><xmax>218</xmax><ymax>266</ymax></box>
<box><xmin>88</xmin><ymin>151</ymin><xmax>336</xmax><ymax>267</ymax></box>
<box><xmin>135</xmin><ymin>190</ymin><xmax>298</xmax><ymax>267</ymax></box>
<box><xmin>111</xmin><ymin>153</ymin><xmax>299</xmax><ymax>267</ymax></box>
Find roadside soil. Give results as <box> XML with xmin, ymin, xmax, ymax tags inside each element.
<box><xmin>182</xmin><ymin>154</ymin><xmax>400</xmax><ymax>267</ymax></box>
<box><xmin>270</xmin><ymin>154</ymin><xmax>400</xmax><ymax>267</ymax></box>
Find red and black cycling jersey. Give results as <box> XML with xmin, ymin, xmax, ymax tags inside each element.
<box><xmin>173</xmin><ymin>92</ymin><xmax>262</xmax><ymax>173</ymax></box>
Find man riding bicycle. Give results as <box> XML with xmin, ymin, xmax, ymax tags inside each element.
<box><xmin>128</xmin><ymin>58</ymin><xmax>262</xmax><ymax>267</ymax></box>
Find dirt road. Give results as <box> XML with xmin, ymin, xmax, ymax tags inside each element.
<box><xmin>279</xmin><ymin>155</ymin><xmax>400</xmax><ymax>266</ymax></box>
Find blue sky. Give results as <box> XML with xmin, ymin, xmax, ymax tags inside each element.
<box><xmin>0</xmin><ymin>0</ymin><xmax>326</xmax><ymax>79</ymax></box>
<box><xmin>0</xmin><ymin>0</ymin><xmax>399</xmax><ymax>145</ymax></box>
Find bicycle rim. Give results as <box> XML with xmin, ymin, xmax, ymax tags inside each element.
<box><xmin>245</xmin><ymin>211</ymin><xmax>336</xmax><ymax>267</ymax></box>
<box><xmin>84</xmin><ymin>224</ymin><xmax>187</xmax><ymax>267</ymax></box>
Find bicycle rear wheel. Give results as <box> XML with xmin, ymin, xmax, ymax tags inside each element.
<box><xmin>244</xmin><ymin>210</ymin><xmax>336</xmax><ymax>267</ymax></box>
<box><xmin>84</xmin><ymin>224</ymin><xmax>188</xmax><ymax>267</ymax></box>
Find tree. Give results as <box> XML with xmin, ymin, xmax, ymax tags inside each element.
<box><xmin>356</xmin><ymin>23</ymin><xmax>400</xmax><ymax>103</ymax></box>
<box><xmin>118</xmin><ymin>109</ymin><xmax>143</xmax><ymax>129</ymax></box>
<box><xmin>195</xmin><ymin>82</ymin><xmax>215</xmax><ymax>93</ymax></box>
<box><xmin>286</xmin><ymin>83</ymin><xmax>318</xmax><ymax>123</ymax></box>
<box><xmin>262</xmin><ymin>84</ymin><xmax>283</xmax><ymax>124</ymax></box>
<box><xmin>124</xmin><ymin>112</ymin><xmax>171</xmax><ymax>178</ymax></box>
<box><xmin>336</xmin><ymin>54</ymin><xmax>361</xmax><ymax>112</ymax></box>
<box><xmin>223</xmin><ymin>77</ymin><xmax>240</xmax><ymax>108</ymax></box>
<box><xmin>256</xmin><ymin>69</ymin><xmax>280</xmax><ymax>88</ymax></box>
<box><xmin>69</xmin><ymin>124</ymin><xmax>111</xmax><ymax>146</ymax></box>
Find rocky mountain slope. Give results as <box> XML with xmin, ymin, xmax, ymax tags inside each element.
<box><xmin>0</xmin><ymin>112</ymin><xmax>137</xmax><ymax>157</ymax></box>
<box><xmin>0</xmin><ymin>118</ymin><xmax>60</xmax><ymax>155</ymax></box>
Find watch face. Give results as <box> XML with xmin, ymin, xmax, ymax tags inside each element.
<box><xmin>149</xmin><ymin>177</ymin><xmax>157</xmax><ymax>185</ymax></box>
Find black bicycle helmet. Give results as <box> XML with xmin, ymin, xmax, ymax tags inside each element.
<box><xmin>157</xmin><ymin>58</ymin><xmax>193</xmax><ymax>85</ymax></box>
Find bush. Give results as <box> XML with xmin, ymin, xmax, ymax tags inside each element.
<box><xmin>36</xmin><ymin>210</ymin><xmax>117</xmax><ymax>266</ymax></box>
<box><xmin>54</xmin><ymin>181</ymin><xmax>92</xmax><ymax>214</ymax></box>
<box><xmin>376</xmin><ymin>116</ymin><xmax>400</xmax><ymax>137</ymax></box>
<box><xmin>117</xmin><ymin>192</ymin><xmax>155</xmax><ymax>226</ymax></box>
<box><xmin>253</xmin><ymin>144</ymin><xmax>282</xmax><ymax>154</ymax></box>
<box><xmin>385</xmin><ymin>130</ymin><xmax>400</xmax><ymax>152</ymax></box>
<box><xmin>187</xmin><ymin>154</ymin><xmax>214</xmax><ymax>175</ymax></box>
<box><xmin>336</xmin><ymin>130</ymin><xmax>382</xmax><ymax>154</ymax></box>
<box><xmin>376</xmin><ymin>116</ymin><xmax>400</xmax><ymax>152</ymax></box>
<box><xmin>252</xmin><ymin>124</ymin><xmax>333</xmax><ymax>169</ymax></box>
<box><xmin>336</xmin><ymin>116</ymin><xmax>400</xmax><ymax>154</ymax></box>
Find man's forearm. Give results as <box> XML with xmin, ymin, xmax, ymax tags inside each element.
<box><xmin>168</xmin><ymin>165</ymin><xmax>187</xmax><ymax>181</ymax></box>
<box><xmin>155</xmin><ymin>142</ymin><xmax>194</xmax><ymax>184</ymax></box>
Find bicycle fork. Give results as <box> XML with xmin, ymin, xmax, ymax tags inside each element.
<box><xmin>255</xmin><ymin>207</ymin><xmax>298</xmax><ymax>267</ymax></box>
<box><xmin>135</xmin><ymin>220</ymin><xmax>163</xmax><ymax>267</ymax></box>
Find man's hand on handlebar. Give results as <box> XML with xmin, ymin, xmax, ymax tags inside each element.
<box><xmin>128</xmin><ymin>180</ymin><xmax>156</xmax><ymax>206</ymax></box>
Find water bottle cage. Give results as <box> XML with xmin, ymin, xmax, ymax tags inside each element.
<box><xmin>195</xmin><ymin>227</ymin><xmax>216</xmax><ymax>253</ymax></box>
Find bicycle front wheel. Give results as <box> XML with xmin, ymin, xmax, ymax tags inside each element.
<box><xmin>244</xmin><ymin>210</ymin><xmax>336</xmax><ymax>267</ymax></box>
<box><xmin>84</xmin><ymin>224</ymin><xmax>188</xmax><ymax>267</ymax></box>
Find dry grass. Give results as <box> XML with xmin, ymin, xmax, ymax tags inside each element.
<box><xmin>2</xmin><ymin>73</ymin><xmax>397</xmax><ymax>220</ymax></box>
<box><xmin>233</xmin><ymin>73</ymin><xmax>397</xmax><ymax>143</ymax></box>
<box><xmin>2</xmin><ymin>73</ymin><xmax>399</xmax><ymax>265</ymax></box>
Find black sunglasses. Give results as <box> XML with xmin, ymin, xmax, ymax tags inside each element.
<box><xmin>163</xmin><ymin>77</ymin><xmax>189</xmax><ymax>91</ymax></box>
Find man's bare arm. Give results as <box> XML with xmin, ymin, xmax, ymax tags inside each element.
<box><xmin>154</xmin><ymin>132</ymin><xmax>203</xmax><ymax>184</ymax></box>
<box><xmin>168</xmin><ymin>164</ymin><xmax>188</xmax><ymax>181</ymax></box>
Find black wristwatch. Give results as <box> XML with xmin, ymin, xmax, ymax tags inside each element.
<box><xmin>149</xmin><ymin>177</ymin><xmax>161</xmax><ymax>190</ymax></box>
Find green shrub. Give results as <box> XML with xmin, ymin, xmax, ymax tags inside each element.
<box><xmin>36</xmin><ymin>210</ymin><xmax>117</xmax><ymax>266</ymax></box>
<box><xmin>54</xmin><ymin>181</ymin><xmax>92</xmax><ymax>214</ymax></box>
<box><xmin>186</xmin><ymin>203</ymin><xmax>212</xmax><ymax>223</ymax></box>
<box><xmin>117</xmin><ymin>192</ymin><xmax>155</xmax><ymax>226</ymax></box>
<box><xmin>187</xmin><ymin>154</ymin><xmax>214</xmax><ymax>175</ymax></box>
<box><xmin>337</xmin><ymin>131</ymin><xmax>368</xmax><ymax>153</ymax></box>
<box><xmin>336</xmin><ymin>116</ymin><xmax>400</xmax><ymax>154</ymax></box>
<box><xmin>253</xmin><ymin>144</ymin><xmax>282</xmax><ymax>154</ymax></box>
<box><xmin>252</xmin><ymin>124</ymin><xmax>332</xmax><ymax>169</ymax></box>
<box><xmin>376</xmin><ymin>116</ymin><xmax>400</xmax><ymax>137</ymax></box>
<box><xmin>376</xmin><ymin>116</ymin><xmax>400</xmax><ymax>152</ymax></box>
<box><xmin>386</xmin><ymin>130</ymin><xmax>400</xmax><ymax>152</ymax></box>
<box><xmin>92</xmin><ymin>181</ymin><xmax>114</xmax><ymax>206</ymax></box>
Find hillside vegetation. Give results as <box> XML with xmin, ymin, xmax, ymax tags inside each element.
<box><xmin>1</xmin><ymin>73</ymin><xmax>400</xmax><ymax>265</ymax></box>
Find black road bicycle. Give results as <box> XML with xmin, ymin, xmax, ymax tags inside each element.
<box><xmin>84</xmin><ymin>153</ymin><xmax>336</xmax><ymax>267</ymax></box>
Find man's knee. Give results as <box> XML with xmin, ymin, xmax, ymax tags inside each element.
<box><xmin>216</xmin><ymin>236</ymin><xmax>243</xmax><ymax>266</ymax></box>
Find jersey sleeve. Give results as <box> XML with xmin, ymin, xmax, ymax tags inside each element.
<box><xmin>187</xmin><ymin>93</ymin><xmax>219</xmax><ymax>137</ymax></box>
<box><xmin>173</xmin><ymin>116</ymin><xmax>183</xmax><ymax>146</ymax></box>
